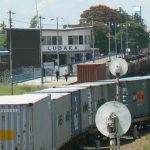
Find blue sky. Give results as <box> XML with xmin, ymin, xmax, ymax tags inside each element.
<box><xmin>0</xmin><ymin>0</ymin><xmax>150</xmax><ymax>29</ymax></box>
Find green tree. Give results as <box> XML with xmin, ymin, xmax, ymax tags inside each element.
<box><xmin>80</xmin><ymin>5</ymin><xmax>149</xmax><ymax>55</ymax></box>
<box><xmin>29</xmin><ymin>15</ymin><xmax>39</xmax><ymax>28</ymax></box>
<box><xmin>0</xmin><ymin>22</ymin><xmax>7</xmax><ymax>48</ymax></box>
<box><xmin>80</xmin><ymin>5</ymin><xmax>119</xmax><ymax>54</ymax></box>
<box><xmin>128</xmin><ymin>21</ymin><xmax>149</xmax><ymax>53</ymax></box>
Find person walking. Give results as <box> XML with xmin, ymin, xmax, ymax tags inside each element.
<box><xmin>56</xmin><ymin>69</ymin><xmax>59</xmax><ymax>81</ymax></box>
<box><xmin>64</xmin><ymin>69</ymin><xmax>68</xmax><ymax>82</ymax></box>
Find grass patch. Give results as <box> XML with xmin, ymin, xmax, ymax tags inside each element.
<box><xmin>0</xmin><ymin>84</ymin><xmax>47</xmax><ymax>95</ymax></box>
<box><xmin>142</xmin><ymin>134</ymin><xmax>150</xmax><ymax>150</ymax></box>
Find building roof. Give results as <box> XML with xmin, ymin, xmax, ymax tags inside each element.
<box><xmin>0</xmin><ymin>48</ymin><xmax>9</xmax><ymax>55</ymax></box>
<box><xmin>5</xmin><ymin>26</ymin><xmax>93</xmax><ymax>32</ymax></box>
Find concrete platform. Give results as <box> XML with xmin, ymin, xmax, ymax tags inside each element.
<box><xmin>17</xmin><ymin>76</ymin><xmax>77</xmax><ymax>87</ymax></box>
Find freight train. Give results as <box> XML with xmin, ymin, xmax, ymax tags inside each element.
<box><xmin>76</xmin><ymin>52</ymin><xmax>150</xmax><ymax>83</ymax></box>
<box><xmin>0</xmin><ymin>75</ymin><xmax>150</xmax><ymax>149</ymax></box>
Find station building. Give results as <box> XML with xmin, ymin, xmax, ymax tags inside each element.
<box><xmin>6</xmin><ymin>26</ymin><xmax>95</xmax><ymax>71</ymax></box>
<box><xmin>0</xmin><ymin>48</ymin><xmax>9</xmax><ymax>72</ymax></box>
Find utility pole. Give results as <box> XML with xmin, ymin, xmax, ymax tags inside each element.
<box><xmin>56</xmin><ymin>17</ymin><xmax>60</xmax><ymax>71</ymax></box>
<box><xmin>108</xmin><ymin>22</ymin><xmax>111</xmax><ymax>61</ymax></box>
<box><xmin>105</xmin><ymin>22</ymin><xmax>111</xmax><ymax>61</ymax></box>
<box><xmin>9</xmin><ymin>10</ymin><xmax>15</xmax><ymax>95</ymax></box>
<box><xmin>125</xmin><ymin>23</ymin><xmax>129</xmax><ymax>57</ymax></box>
<box><xmin>120</xmin><ymin>24</ymin><xmax>123</xmax><ymax>57</ymax></box>
<box><xmin>39</xmin><ymin>16</ymin><xmax>45</xmax><ymax>85</ymax></box>
<box><xmin>92</xmin><ymin>20</ymin><xmax>95</xmax><ymax>62</ymax></box>
<box><xmin>114</xmin><ymin>23</ymin><xmax>117</xmax><ymax>58</ymax></box>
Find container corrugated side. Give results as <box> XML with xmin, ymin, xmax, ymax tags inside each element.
<box><xmin>71</xmin><ymin>90</ymin><xmax>81</xmax><ymax>135</ymax></box>
<box><xmin>52</xmin><ymin>93</ymin><xmax>71</xmax><ymax>149</ymax></box>
<box><xmin>35</xmin><ymin>88</ymin><xmax>82</xmax><ymax>137</ymax></box>
<box><xmin>60</xmin><ymin>85</ymin><xmax>91</xmax><ymax>131</ymax></box>
<box><xmin>33</xmin><ymin>95</ymin><xmax>53</xmax><ymax>150</ymax></box>
<box><xmin>0</xmin><ymin>104</ymin><xmax>31</xmax><ymax>150</ymax></box>
<box><xmin>77</xmin><ymin>63</ymin><xmax>107</xmax><ymax>83</ymax></box>
<box><xmin>121</xmin><ymin>79</ymin><xmax>150</xmax><ymax>119</ymax></box>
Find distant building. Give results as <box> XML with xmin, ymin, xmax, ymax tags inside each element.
<box><xmin>6</xmin><ymin>26</ymin><xmax>94</xmax><ymax>71</ymax></box>
<box><xmin>6</xmin><ymin>28</ymin><xmax>40</xmax><ymax>70</ymax></box>
<box><xmin>0</xmin><ymin>48</ymin><xmax>9</xmax><ymax>72</ymax></box>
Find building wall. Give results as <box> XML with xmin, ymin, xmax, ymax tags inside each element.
<box><xmin>42</xmin><ymin>28</ymin><xmax>92</xmax><ymax>53</ymax></box>
<box><xmin>6</xmin><ymin>27</ymin><xmax>92</xmax><ymax>70</ymax></box>
<box><xmin>7</xmin><ymin>29</ymin><xmax>40</xmax><ymax>69</ymax></box>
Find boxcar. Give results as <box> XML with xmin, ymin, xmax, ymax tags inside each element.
<box><xmin>68</xmin><ymin>81</ymin><xmax>114</xmax><ymax>126</ymax></box>
<box><xmin>48</xmin><ymin>93</ymin><xmax>71</xmax><ymax>150</ymax></box>
<box><xmin>99</xmin><ymin>76</ymin><xmax>150</xmax><ymax>123</ymax></box>
<box><xmin>60</xmin><ymin>86</ymin><xmax>92</xmax><ymax>131</ymax></box>
<box><xmin>119</xmin><ymin>76</ymin><xmax>150</xmax><ymax>123</ymax></box>
<box><xmin>35</xmin><ymin>88</ymin><xmax>82</xmax><ymax>137</ymax></box>
<box><xmin>0</xmin><ymin>94</ymin><xmax>52</xmax><ymax>150</ymax></box>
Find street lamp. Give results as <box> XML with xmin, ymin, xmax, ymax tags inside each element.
<box><xmin>120</xmin><ymin>24</ymin><xmax>123</xmax><ymax>56</ymax></box>
<box><xmin>116</xmin><ymin>24</ymin><xmax>123</xmax><ymax>57</ymax></box>
<box><xmin>81</xmin><ymin>18</ymin><xmax>95</xmax><ymax>62</ymax></box>
<box><xmin>111</xmin><ymin>23</ymin><xmax>118</xmax><ymax>58</ymax></box>
<box><xmin>50</xmin><ymin>17</ymin><xmax>62</xmax><ymax>71</ymax></box>
<box><xmin>39</xmin><ymin>16</ymin><xmax>45</xmax><ymax>85</ymax></box>
<box><xmin>123</xmin><ymin>23</ymin><xmax>130</xmax><ymax>57</ymax></box>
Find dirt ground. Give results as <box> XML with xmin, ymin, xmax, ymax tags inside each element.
<box><xmin>121</xmin><ymin>137</ymin><xmax>146</xmax><ymax>150</ymax></box>
<box><xmin>85</xmin><ymin>127</ymin><xmax>150</xmax><ymax>150</ymax></box>
<box><xmin>120</xmin><ymin>127</ymin><xmax>150</xmax><ymax>150</ymax></box>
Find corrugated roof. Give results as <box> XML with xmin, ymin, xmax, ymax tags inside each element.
<box><xmin>67</xmin><ymin>81</ymin><xmax>114</xmax><ymax>87</ymax></box>
<box><xmin>50</xmin><ymin>92</ymin><xmax>70</xmax><ymax>100</ymax></box>
<box><xmin>0</xmin><ymin>94</ymin><xmax>49</xmax><ymax>105</ymax></box>
<box><xmin>100</xmin><ymin>75</ymin><xmax>150</xmax><ymax>83</ymax></box>
<box><xmin>35</xmin><ymin>87</ymin><xmax>80</xmax><ymax>93</ymax></box>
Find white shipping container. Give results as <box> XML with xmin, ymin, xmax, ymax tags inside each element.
<box><xmin>51</xmin><ymin>93</ymin><xmax>71</xmax><ymax>149</ymax></box>
<box><xmin>0</xmin><ymin>94</ymin><xmax>52</xmax><ymax>150</ymax></box>
<box><xmin>31</xmin><ymin>92</ymin><xmax>72</xmax><ymax>149</ymax></box>
<box><xmin>61</xmin><ymin>85</ymin><xmax>92</xmax><ymax>131</ymax></box>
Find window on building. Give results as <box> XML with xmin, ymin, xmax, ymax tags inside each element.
<box><xmin>88</xmin><ymin>35</ymin><xmax>91</xmax><ymax>45</ymax></box>
<box><xmin>79</xmin><ymin>35</ymin><xmax>83</xmax><ymax>44</ymax></box>
<box><xmin>47</xmin><ymin>36</ymin><xmax>51</xmax><ymax>45</ymax></box>
<box><xmin>68</xmin><ymin>35</ymin><xmax>84</xmax><ymax>45</ymax></box>
<box><xmin>42</xmin><ymin>36</ymin><xmax>47</xmax><ymax>45</ymax></box>
<box><xmin>58</xmin><ymin>36</ymin><xmax>62</xmax><ymax>45</ymax></box>
<box><xmin>73</xmin><ymin>36</ymin><xmax>78</xmax><ymax>45</ymax></box>
<box><xmin>68</xmin><ymin>36</ymin><xmax>73</xmax><ymax>45</ymax></box>
<box><xmin>0</xmin><ymin>55</ymin><xmax>8</xmax><ymax>63</ymax></box>
<box><xmin>85</xmin><ymin>35</ymin><xmax>88</xmax><ymax>44</ymax></box>
<box><xmin>52</xmin><ymin>36</ymin><xmax>57</xmax><ymax>45</ymax></box>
